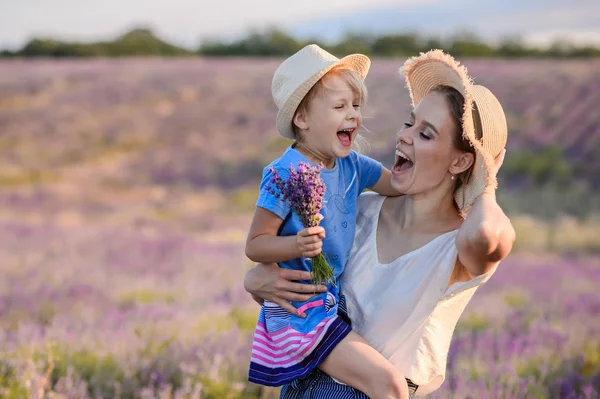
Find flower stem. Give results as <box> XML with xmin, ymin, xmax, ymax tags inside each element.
<box><xmin>311</xmin><ymin>253</ymin><xmax>335</xmax><ymax>286</ymax></box>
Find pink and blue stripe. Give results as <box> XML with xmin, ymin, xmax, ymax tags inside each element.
<box><xmin>248</xmin><ymin>311</ymin><xmax>351</xmax><ymax>386</ymax></box>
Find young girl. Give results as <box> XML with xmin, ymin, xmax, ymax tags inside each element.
<box><xmin>245</xmin><ymin>44</ymin><xmax>410</xmax><ymax>399</ymax></box>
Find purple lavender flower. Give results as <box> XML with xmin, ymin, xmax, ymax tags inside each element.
<box><xmin>267</xmin><ymin>162</ymin><xmax>334</xmax><ymax>285</ymax></box>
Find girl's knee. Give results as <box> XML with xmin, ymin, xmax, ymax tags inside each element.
<box><xmin>367</xmin><ymin>367</ymin><xmax>409</xmax><ymax>399</ymax></box>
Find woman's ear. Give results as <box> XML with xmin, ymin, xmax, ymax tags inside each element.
<box><xmin>293</xmin><ymin>110</ymin><xmax>309</xmax><ymax>131</ymax></box>
<box><xmin>449</xmin><ymin>152</ymin><xmax>475</xmax><ymax>175</ymax></box>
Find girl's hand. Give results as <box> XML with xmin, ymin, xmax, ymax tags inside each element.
<box><xmin>244</xmin><ymin>263</ymin><xmax>328</xmax><ymax>316</ymax></box>
<box><xmin>297</xmin><ymin>226</ymin><xmax>326</xmax><ymax>258</ymax></box>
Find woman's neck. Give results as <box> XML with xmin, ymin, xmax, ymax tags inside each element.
<box><xmin>391</xmin><ymin>188</ymin><xmax>461</xmax><ymax>232</ymax></box>
<box><xmin>294</xmin><ymin>142</ymin><xmax>335</xmax><ymax>169</ymax></box>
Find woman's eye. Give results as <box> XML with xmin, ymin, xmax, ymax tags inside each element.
<box><xmin>353</xmin><ymin>104</ymin><xmax>360</xmax><ymax>109</ymax></box>
<box><xmin>420</xmin><ymin>132</ymin><xmax>432</xmax><ymax>140</ymax></box>
<box><xmin>403</xmin><ymin>122</ymin><xmax>413</xmax><ymax>128</ymax></box>
<box><xmin>335</xmin><ymin>105</ymin><xmax>344</xmax><ymax>109</ymax></box>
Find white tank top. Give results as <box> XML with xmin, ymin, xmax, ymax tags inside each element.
<box><xmin>341</xmin><ymin>192</ymin><xmax>498</xmax><ymax>396</ymax></box>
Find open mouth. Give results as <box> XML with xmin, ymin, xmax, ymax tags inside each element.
<box><xmin>394</xmin><ymin>149</ymin><xmax>414</xmax><ymax>172</ymax></box>
<box><xmin>337</xmin><ymin>127</ymin><xmax>355</xmax><ymax>147</ymax></box>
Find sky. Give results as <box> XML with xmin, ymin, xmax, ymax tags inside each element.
<box><xmin>0</xmin><ymin>0</ymin><xmax>598</xmax><ymax>50</ymax></box>
<box><xmin>0</xmin><ymin>0</ymin><xmax>401</xmax><ymax>50</ymax></box>
<box><xmin>288</xmin><ymin>0</ymin><xmax>600</xmax><ymax>47</ymax></box>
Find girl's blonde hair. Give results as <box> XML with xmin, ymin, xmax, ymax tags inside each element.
<box><xmin>292</xmin><ymin>65</ymin><xmax>369</xmax><ymax>153</ymax></box>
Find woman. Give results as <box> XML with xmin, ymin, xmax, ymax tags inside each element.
<box><xmin>244</xmin><ymin>50</ymin><xmax>515</xmax><ymax>397</ymax></box>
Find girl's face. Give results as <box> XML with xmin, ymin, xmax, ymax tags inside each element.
<box><xmin>391</xmin><ymin>91</ymin><xmax>473</xmax><ymax>195</ymax></box>
<box><xmin>293</xmin><ymin>74</ymin><xmax>362</xmax><ymax>164</ymax></box>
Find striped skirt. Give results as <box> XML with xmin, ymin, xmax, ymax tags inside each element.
<box><xmin>248</xmin><ymin>294</ymin><xmax>352</xmax><ymax>386</ymax></box>
<box><xmin>280</xmin><ymin>369</ymin><xmax>419</xmax><ymax>399</ymax></box>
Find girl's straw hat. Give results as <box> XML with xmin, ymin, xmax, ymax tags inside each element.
<box><xmin>400</xmin><ymin>49</ymin><xmax>508</xmax><ymax>216</ymax></box>
<box><xmin>272</xmin><ymin>44</ymin><xmax>371</xmax><ymax>139</ymax></box>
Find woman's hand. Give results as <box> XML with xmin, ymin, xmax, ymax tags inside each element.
<box><xmin>492</xmin><ymin>148</ymin><xmax>506</xmax><ymax>174</ymax></box>
<box><xmin>243</xmin><ymin>263</ymin><xmax>328</xmax><ymax>316</ymax></box>
<box><xmin>484</xmin><ymin>149</ymin><xmax>506</xmax><ymax>195</ymax></box>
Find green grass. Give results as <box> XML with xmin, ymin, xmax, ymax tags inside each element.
<box><xmin>0</xmin><ymin>170</ymin><xmax>59</xmax><ymax>187</ymax></box>
<box><xmin>194</xmin><ymin>307</ymin><xmax>259</xmax><ymax>337</ymax></box>
<box><xmin>510</xmin><ymin>213</ymin><xmax>600</xmax><ymax>253</ymax></box>
<box><xmin>118</xmin><ymin>289</ymin><xmax>178</xmax><ymax>306</ymax></box>
<box><xmin>504</xmin><ymin>292</ymin><xmax>528</xmax><ymax>309</ymax></box>
<box><xmin>458</xmin><ymin>313</ymin><xmax>489</xmax><ymax>332</ymax></box>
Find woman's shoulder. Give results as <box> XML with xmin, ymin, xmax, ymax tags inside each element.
<box><xmin>357</xmin><ymin>191</ymin><xmax>386</xmax><ymax>216</ymax></box>
<box><xmin>351</xmin><ymin>192</ymin><xmax>385</xmax><ymax>253</ymax></box>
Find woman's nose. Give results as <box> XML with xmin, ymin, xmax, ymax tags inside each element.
<box><xmin>396</xmin><ymin>127</ymin><xmax>413</xmax><ymax>146</ymax></box>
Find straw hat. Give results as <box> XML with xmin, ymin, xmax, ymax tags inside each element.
<box><xmin>272</xmin><ymin>44</ymin><xmax>371</xmax><ymax>139</ymax></box>
<box><xmin>400</xmin><ymin>49</ymin><xmax>507</xmax><ymax>216</ymax></box>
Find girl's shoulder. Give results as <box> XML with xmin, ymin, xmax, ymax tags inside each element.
<box><xmin>265</xmin><ymin>146</ymin><xmax>305</xmax><ymax>172</ymax></box>
<box><xmin>340</xmin><ymin>150</ymin><xmax>370</xmax><ymax>165</ymax></box>
<box><xmin>272</xmin><ymin>146</ymin><xmax>300</xmax><ymax>164</ymax></box>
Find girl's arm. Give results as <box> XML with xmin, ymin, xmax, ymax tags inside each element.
<box><xmin>456</xmin><ymin>150</ymin><xmax>516</xmax><ymax>277</ymax></box>
<box><xmin>369</xmin><ymin>167</ymin><xmax>403</xmax><ymax>197</ymax></box>
<box><xmin>245</xmin><ymin>207</ymin><xmax>325</xmax><ymax>263</ymax></box>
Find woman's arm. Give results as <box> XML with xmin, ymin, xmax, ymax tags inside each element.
<box><xmin>245</xmin><ymin>264</ymin><xmax>410</xmax><ymax>398</ymax></box>
<box><xmin>243</xmin><ymin>262</ymin><xmax>327</xmax><ymax>315</ymax></box>
<box><xmin>456</xmin><ymin>150</ymin><xmax>516</xmax><ymax>276</ymax></box>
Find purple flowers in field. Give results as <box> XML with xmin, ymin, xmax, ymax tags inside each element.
<box><xmin>266</xmin><ymin>162</ymin><xmax>334</xmax><ymax>285</ymax></box>
<box><xmin>0</xmin><ymin>58</ymin><xmax>599</xmax><ymax>398</ymax></box>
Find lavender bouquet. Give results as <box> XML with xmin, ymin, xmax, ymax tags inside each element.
<box><xmin>267</xmin><ymin>162</ymin><xmax>335</xmax><ymax>286</ymax></box>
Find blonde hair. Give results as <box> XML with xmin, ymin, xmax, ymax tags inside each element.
<box><xmin>292</xmin><ymin>65</ymin><xmax>369</xmax><ymax>152</ymax></box>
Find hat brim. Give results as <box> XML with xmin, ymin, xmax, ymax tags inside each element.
<box><xmin>400</xmin><ymin>50</ymin><xmax>501</xmax><ymax>217</ymax></box>
<box><xmin>276</xmin><ymin>53</ymin><xmax>371</xmax><ymax>139</ymax></box>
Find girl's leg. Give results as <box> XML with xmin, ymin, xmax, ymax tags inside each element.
<box><xmin>318</xmin><ymin>330</ymin><xmax>409</xmax><ymax>399</ymax></box>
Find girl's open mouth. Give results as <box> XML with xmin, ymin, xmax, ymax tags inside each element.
<box><xmin>337</xmin><ymin>128</ymin><xmax>354</xmax><ymax>147</ymax></box>
<box><xmin>394</xmin><ymin>150</ymin><xmax>414</xmax><ymax>172</ymax></box>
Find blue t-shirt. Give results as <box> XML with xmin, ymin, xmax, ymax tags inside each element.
<box><xmin>256</xmin><ymin>146</ymin><xmax>382</xmax><ymax>286</ymax></box>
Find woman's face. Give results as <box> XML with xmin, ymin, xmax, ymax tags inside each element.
<box><xmin>391</xmin><ymin>91</ymin><xmax>473</xmax><ymax>195</ymax></box>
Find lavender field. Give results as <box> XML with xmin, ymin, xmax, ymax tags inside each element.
<box><xmin>1</xmin><ymin>57</ymin><xmax>599</xmax><ymax>398</ymax></box>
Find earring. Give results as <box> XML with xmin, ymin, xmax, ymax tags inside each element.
<box><xmin>451</xmin><ymin>174</ymin><xmax>455</xmax><ymax>180</ymax></box>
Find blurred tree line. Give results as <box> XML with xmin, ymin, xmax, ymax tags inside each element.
<box><xmin>498</xmin><ymin>145</ymin><xmax>600</xmax><ymax>220</ymax></box>
<box><xmin>0</xmin><ymin>29</ymin><xmax>191</xmax><ymax>57</ymax></box>
<box><xmin>2</xmin><ymin>27</ymin><xmax>600</xmax><ymax>58</ymax></box>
